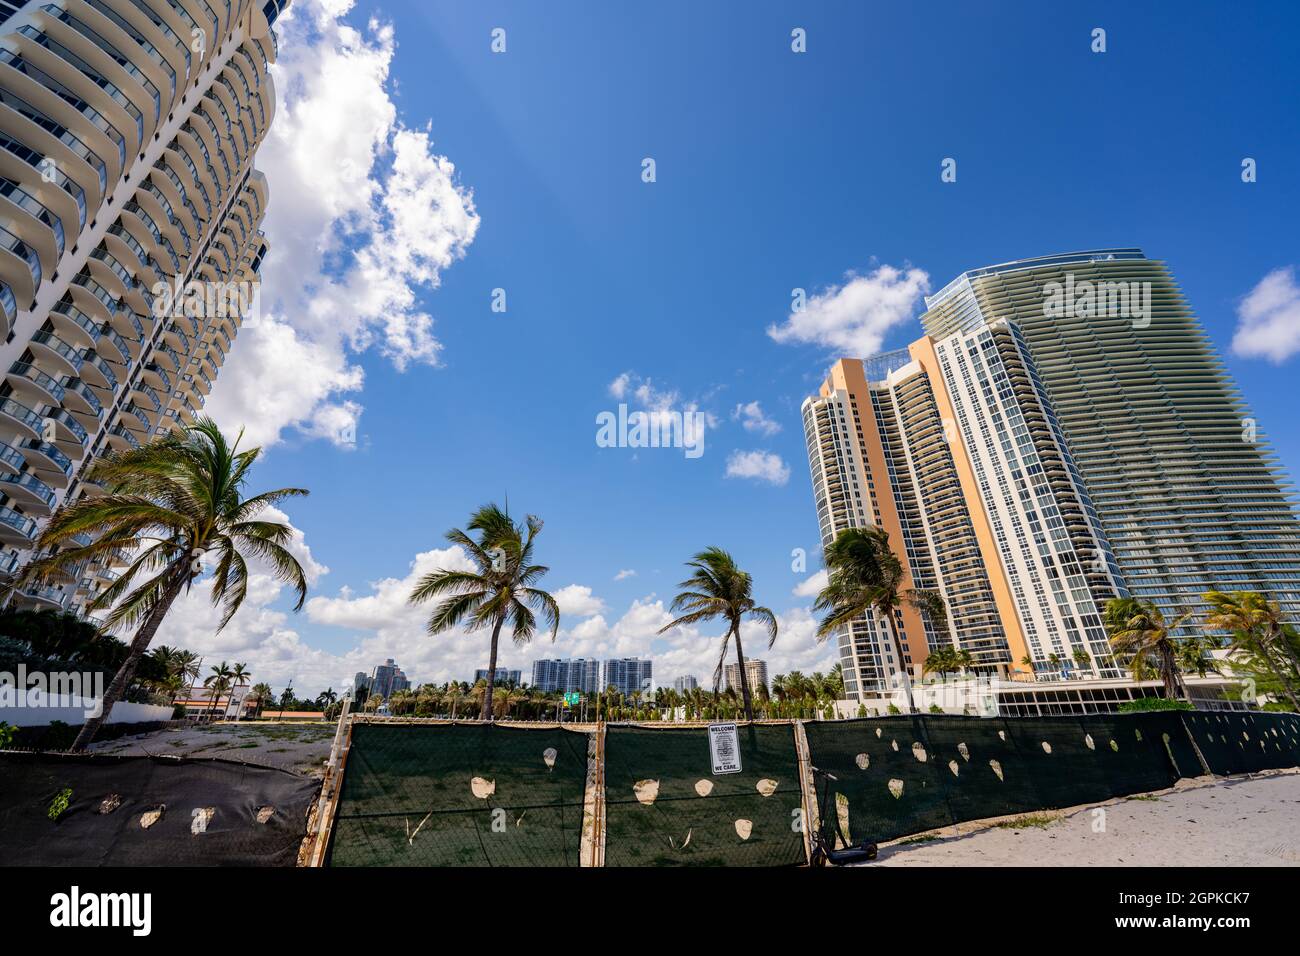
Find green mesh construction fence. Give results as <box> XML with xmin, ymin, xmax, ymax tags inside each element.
<box><xmin>803</xmin><ymin>714</ymin><xmax>1198</xmax><ymax>847</ymax></box>
<box><xmin>601</xmin><ymin>724</ymin><xmax>806</xmax><ymax>867</ymax></box>
<box><xmin>1181</xmin><ymin>711</ymin><xmax>1300</xmax><ymax>776</ymax></box>
<box><xmin>326</xmin><ymin>723</ymin><xmax>590</xmax><ymax>867</ymax></box>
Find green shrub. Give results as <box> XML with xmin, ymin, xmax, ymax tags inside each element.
<box><xmin>928</xmin><ymin>703</ymin><xmax>943</xmax><ymax>714</ymax></box>
<box><xmin>887</xmin><ymin>703</ymin><xmax>901</xmax><ymax>715</ymax></box>
<box><xmin>0</xmin><ymin>721</ymin><xmax>15</xmax><ymax>748</ymax></box>
<box><xmin>1117</xmin><ymin>697</ymin><xmax>1194</xmax><ymax>713</ymax></box>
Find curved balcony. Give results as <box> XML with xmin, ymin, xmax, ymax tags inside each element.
<box><xmin>156</xmin><ymin>345</ymin><xmax>183</xmax><ymax>372</ymax></box>
<box><xmin>80</xmin><ymin>349</ymin><xmax>120</xmax><ymax>392</ymax></box>
<box><xmin>0</xmin><ymin>470</ymin><xmax>56</xmax><ymax>512</ymax></box>
<box><xmin>108</xmin><ymin>310</ymin><xmax>146</xmax><ymax>357</ymax></box>
<box><xmin>16</xmin><ymin>438</ymin><xmax>73</xmax><ymax>483</ymax></box>
<box><xmin>121</xmin><ymin>403</ymin><xmax>152</xmax><ymax>433</ymax></box>
<box><xmin>62</xmin><ymin>378</ymin><xmax>104</xmax><ymax>418</ymax></box>
<box><xmin>29</xmin><ymin>329</ymin><xmax>85</xmax><ymax>378</ymax></box>
<box><xmin>142</xmin><ymin>362</ymin><xmax>172</xmax><ymax>391</ymax></box>
<box><xmin>0</xmin><ymin>550</ymin><xmax>19</xmax><ymax>577</ymax></box>
<box><xmin>38</xmin><ymin>405</ymin><xmax>88</xmax><ymax>447</ymax></box>
<box><xmin>6</xmin><ymin>360</ymin><xmax>65</xmax><ymax>406</ymax></box>
<box><xmin>0</xmin><ymin>505</ymin><xmax>37</xmax><ymax>545</ymax></box>
<box><xmin>0</xmin><ymin>395</ymin><xmax>44</xmax><ymax>442</ymax></box>
<box><xmin>19</xmin><ymin>583</ymin><xmax>70</xmax><ymax>611</ymax></box>
<box><xmin>131</xmin><ymin>381</ymin><xmax>163</xmax><ymax>413</ymax></box>
<box><xmin>0</xmin><ymin>439</ymin><xmax>26</xmax><ymax>474</ymax></box>
<box><xmin>48</xmin><ymin>298</ymin><xmax>102</xmax><ymax>350</ymax></box>
<box><xmin>0</xmin><ymin>282</ymin><xmax>15</xmax><ymax>337</ymax></box>
<box><xmin>106</xmin><ymin>423</ymin><xmax>140</xmax><ymax>451</ymax></box>
<box><xmin>162</xmin><ymin>322</ymin><xmax>190</xmax><ymax>352</ymax></box>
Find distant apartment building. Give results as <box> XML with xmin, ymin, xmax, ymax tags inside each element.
<box><xmin>530</xmin><ymin>658</ymin><xmax>601</xmax><ymax>695</ymax></box>
<box><xmin>364</xmin><ymin>658</ymin><xmax>409</xmax><ymax>700</ymax></box>
<box><xmin>673</xmin><ymin>674</ymin><xmax>699</xmax><ymax>693</ymax></box>
<box><xmin>803</xmin><ymin>248</ymin><xmax>1300</xmax><ymax>701</ymax></box>
<box><xmin>474</xmin><ymin>668</ymin><xmax>521</xmax><ymax>686</ymax></box>
<box><xmin>603</xmin><ymin>657</ymin><xmax>652</xmax><ymax>697</ymax></box>
<box><xmin>724</xmin><ymin>659</ymin><xmax>768</xmax><ymax>695</ymax></box>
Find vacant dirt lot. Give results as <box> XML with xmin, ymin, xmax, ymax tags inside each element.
<box><xmin>90</xmin><ymin>722</ymin><xmax>337</xmax><ymax>777</ymax></box>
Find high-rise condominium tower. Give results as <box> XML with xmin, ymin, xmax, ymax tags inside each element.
<box><xmin>920</xmin><ymin>250</ymin><xmax>1300</xmax><ymax>630</ymax></box>
<box><xmin>0</xmin><ymin>0</ymin><xmax>288</xmax><ymax>611</ymax></box>
<box><xmin>803</xmin><ymin>325</ymin><xmax>1127</xmax><ymax>698</ymax></box>
<box><xmin>803</xmin><ymin>248</ymin><xmax>1300</xmax><ymax>701</ymax></box>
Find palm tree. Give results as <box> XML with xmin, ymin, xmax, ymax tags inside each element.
<box><xmin>923</xmin><ymin>645</ymin><xmax>959</xmax><ymax>678</ymax></box>
<box><xmin>228</xmin><ymin>662</ymin><xmax>251</xmax><ymax>718</ymax></box>
<box><xmin>316</xmin><ymin>687</ymin><xmax>338</xmax><ymax>709</ymax></box>
<box><xmin>409</xmin><ymin>504</ymin><xmax>560</xmax><ymax>722</ymax></box>
<box><xmin>1071</xmin><ymin>647</ymin><xmax>1093</xmax><ymax>675</ymax></box>
<box><xmin>1203</xmin><ymin>590</ymin><xmax>1300</xmax><ymax>712</ymax></box>
<box><xmin>1104</xmin><ymin>597</ymin><xmax>1192</xmax><ymax>701</ymax></box>
<box><xmin>176</xmin><ymin>650</ymin><xmax>201</xmax><ymax>702</ymax></box>
<box><xmin>813</xmin><ymin>527</ymin><xmax>946</xmax><ymax>713</ymax></box>
<box><xmin>1175</xmin><ymin>635</ymin><xmax>1223</xmax><ymax>680</ymax></box>
<box><xmin>17</xmin><ymin>418</ymin><xmax>309</xmax><ymax>750</ymax></box>
<box><xmin>204</xmin><ymin>661</ymin><xmax>234</xmax><ymax>720</ymax></box>
<box><xmin>249</xmin><ymin>682</ymin><xmax>274</xmax><ymax>717</ymax></box>
<box><xmin>657</xmin><ymin>547</ymin><xmax>778</xmax><ymax>721</ymax></box>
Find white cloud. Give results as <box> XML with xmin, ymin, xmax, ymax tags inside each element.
<box><xmin>793</xmin><ymin>569</ymin><xmax>828</xmax><ymax>598</ymax></box>
<box><xmin>607</xmin><ymin>372</ymin><xmax>631</xmax><ymax>399</ymax></box>
<box><xmin>613</xmin><ymin>569</ymin><xmax>637</xmax><ymax>581</ymax></box>
<box><xmin>732</xmin><ymin>400</ymin><xmax>781</xmax><ymax>436</ymax></box>
<box><xmin>552</xmin><ymin>584</ymin><xmax>606</xmax><ymax>618</ymax></box>
<box><xmin>725</xmin><ymin>450</ymin><xmax>791</xmax><ymax>486</ymax></box>
<box><xmin>767</xmin><ymin>264</ymin><xmax>930</xmax><ymax>356</ymax></box>
<box><xmin>1232</xmin><ymin>266</ymin><xmax>1300</xmax><ymax>363</ymax></box>
<box><xmin>206</xmin><ymin>0</ymin><xmax>479</xmax><ymax>448</ymax></box>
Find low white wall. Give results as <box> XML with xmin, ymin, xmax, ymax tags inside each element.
<box><xmin>0</xmin><ymin>695</ymin><xmax>174</xmax><ymax>728</ymax></box>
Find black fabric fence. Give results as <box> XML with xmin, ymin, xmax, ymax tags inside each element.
<box><xmin>802</xmin><ymin>711</ymin><xmax>1300</xmax><ymax>849</ymax></box>
<box><xmin>0</xmin><ymin>751</ymin><xmax>319</xmax><ymax>866</ymax></box>
<box><xmin>1181</xmin><ymin>711</ymin><xmax>1300</xmax><ymax>776</ymax></box>
<box><xmin>325</xmin><ymin>723</ymin><xmax>590</xmax><ymax>867</ymax></box>
<box><xmin>601</xmin><ymin>724</ymin><xmax>806</xmax><ymax>867</ymax></box>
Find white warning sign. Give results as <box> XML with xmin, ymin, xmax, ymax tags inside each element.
<box><xmin>708</xmin><ymin>722</ymin><xmax>742</xmax><ymax>775</ymax></box>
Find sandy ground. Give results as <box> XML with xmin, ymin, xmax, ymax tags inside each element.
<box><xmin>88</xmin><ymin>721</ymin><xmax>338</xmax><ymax>777</ymax></box>
<box><xmin>867</xmin><ymin>770</ymin><xmax>1300</xmax><ymax>866</ymax></box>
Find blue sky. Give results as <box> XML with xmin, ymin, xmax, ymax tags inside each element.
<box><xmin>171</xmin><ymin>0</ymin><xmax>1300</xmax><ymax>696</ymax></box>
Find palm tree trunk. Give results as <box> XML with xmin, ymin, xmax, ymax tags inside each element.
<box><xmin>72</xmin><ymin>566</ymin><xmax>189</xmax><ymax>752</ymax></box>
<box><xmin>882</xmin><ymin>608</ymin><xmax>917</xmax><ymax>714</ymax></box>
<box><xmin>484</xmin><ymin>615</ymin><xmax>504</xmax><ymax>723</ymax></box>
<box><xmin>731</xmin><ymin>621</ymin><xmax>754</xmax><ymax>721</ymax></box>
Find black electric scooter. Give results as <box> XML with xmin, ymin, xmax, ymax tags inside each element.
<box><xmin>809</xmin><ymin>766</ymin><xmax>878</xmax><ymax>866</ymax></box>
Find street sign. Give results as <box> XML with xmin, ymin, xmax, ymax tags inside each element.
<box><xmin>708</xmin><ymin>722</ymin><xmax>742</xmax><ymax>775</ymax></box>
<box><xmin>563</xmin><ymin>692</ymin><xmax>581</xmax><ymax>707</ymax></box>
